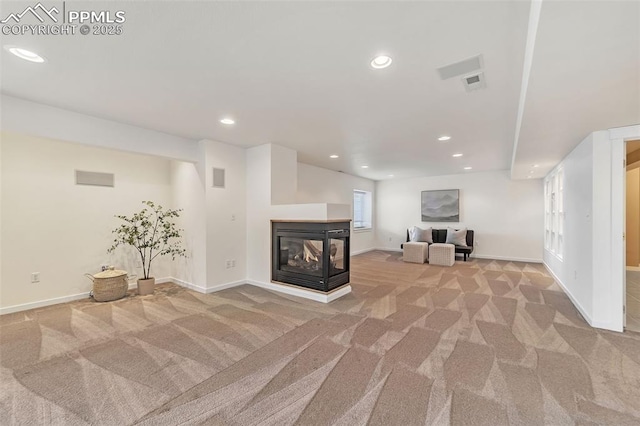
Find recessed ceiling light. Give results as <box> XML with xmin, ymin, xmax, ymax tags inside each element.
<box><xmin>528</xmin><ymin>170</ymin><xmax>534</xmax><ymax>174</ymax></box>
<box><xmin>219</xmin><ymin>117</ymin><xmax>235</xmax><ymax>125</ymax></box>
<box><xmin>5</xmin><ymin>46</ymin><xmax>45</xmax><ymax>63</ymax></box>
<box><xmin>452</xmin><ymin>153</ymin><xmax>463</xmax><ymax>158</ymax></box>
<box><xmin>438</xmin><ymin>136</ymin><xmax>451</xmax><ymax>142</ymax></box>
<box><xmin>370</xmin><ymin>55</ymin><xmax>392</xmax><ymax>69</ymax></box>
<box><xmin>464</xmin><ymin>166</ymin><xmax>472</xmax><ymax>170</ymax></box>
<box><xmin>329</xmin><ymin>155</ymin><xmax>339</xmax><ymax>159</ymax></box>
<box><xmin>388</xmin><ymin>174</ymin><xmax>394</xmax><ymax>177</ymax></box>
<box><xmin>533</xmin><ymin>164</ymin><xmax>539</xmax><ymax>168</ymax></box>
<box><xmin>361</xmin><ymin>165</ymin><xmax>369</xmax><ymax>169</ymax></box>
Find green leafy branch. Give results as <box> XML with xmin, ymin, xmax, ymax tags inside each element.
<box><xmin>108</xmin><ymin>201</ymin><xmax>186</xmax><ymax>279</ymax></box>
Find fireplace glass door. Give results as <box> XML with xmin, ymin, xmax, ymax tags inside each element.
<box><xmin>279</xmin><ymin>237</ymin><xmax>324</xmax><ymax>277</ymax></box>
<box><xmin>329</xmin><ymin>238</ymin><xmax>346</xmax><ymax>276</ymax></box>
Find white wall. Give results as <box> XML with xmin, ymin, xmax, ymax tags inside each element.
<box><xmin>297</xmin><ymin>163</ymin><xmax>376</xmax><ymax>254</ymax></box>
<box><xmin>170</xmin><ymin>159</ymin><xmax>207</xmax><ymax>291</ymax></box>
<box><xmin>271</xmin><ymin>145</ymin><xmax>298</xmax><ymax>205</ymax></box>
<box><xmin>591</xmin><ymin>131</ymin><xmax>618</xmax><ymax>329</ymax></box>
<box><xmin>545</xmin><ymin>128</ymin><xmax>639</xmax><ymax>332</ymax></box>
<box><xmin>376</xmin><ymin>170</ymin><xmax>544</xmax><ymax>262</ymax></box>
<box><xmin>1</xmin><ymin>132</ymin><xmax>174</xmax><ymax>310</ymax></box>
<box><xmin>544</xmin><ymin>134</ymin><xmax>594</xmax><ymax>323</ymax></box>
<box><xmin>246</xmin><ymin>144</ymin><xmax>273</xmax><ymax>284</ymax></box>
<box><xmin>202</xmin><ymin>139</ymin><xmax>247</xmax><ymax>289</ymax></box>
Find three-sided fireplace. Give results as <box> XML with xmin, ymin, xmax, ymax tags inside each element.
<box><xmin>272</xmin><ymin>220</ymin><xmax>350</xmax><ymax>292</ymax></box>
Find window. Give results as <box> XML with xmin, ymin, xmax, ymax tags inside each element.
<box><xmin>353</xmin><ymin>190</ymin><xmax>372</xmax><ymax>230</ymax></box>
<box><xmin>544</xmin><ymin>168</ymin><xmax>564</xmax><ymax>259</ymax></box>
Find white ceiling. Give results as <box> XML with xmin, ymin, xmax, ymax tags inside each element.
<box><xmin>1</xmin><ymin>1</ymin><xmax>638</xmax><ymax>181</ymax></box>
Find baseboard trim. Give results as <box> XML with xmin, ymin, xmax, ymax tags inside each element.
<box><xmin>472</xmin><ymin>254</ymin><xmax>543</xmax><ymax>263</ymax></box>
<box><xmin>127</xmin><ymin>276</ymin><xmax>173</xmax><ymax>290</ymax></box>
<box><xmin>375</xmin><ymin>247</ymin><xmax>403</xmax><ymax>253</ymax></box>
<box><xmin>161</xmin><ymin>277</ymin><xmax>245</xmax><ymax>294</ymax></box>
<box><xmin>351</xmin><ymin>248</ymin><xmax>376</xmax><ymax>256</ymax></box>
<box><xmin>169</xmin><ymin>277</ymin><xmax>208</xmax><ymax>293</ymax></box>
<box><xmin>543</xmin><ymin>261</ymin><xmax>595</xmax><ymax>327</ymax></box>
<box><xmin>0</xmin><ymin>292</ymin><xmax>92</xmax><ymax>315</ymax></box>
<box><xmin>0</xmin><ymin>274</ymin><xmax>347</xmax><ymax>314</ymax></box>
<box><xmin>246</xmin><ymin>279</ymin><xmax>351</xmax><ymax>303</ymax></box>
<box><xmin>1</xmin><ymin>250</ymin><xmax>547</xmax><ymax>315</ymax></box>
<box><xmin>204</xmin><ymin>280</ymin><xmax>246</xmax><ymax>294</ymax></box>
<box><xmin>1</xmin><ymin>276</ymin><xmax>172</xmax><ymax>315</ymax></box>
<box><xmin>373</xmin><ymin>248</ymin><xmax>542</xmax><ymax>263</ymax></box>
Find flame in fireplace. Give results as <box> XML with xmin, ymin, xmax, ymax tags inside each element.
<box><xmin>303</xmin><ymin>240</ymin><xmax>321</xmax><ymax>263</ymax></box>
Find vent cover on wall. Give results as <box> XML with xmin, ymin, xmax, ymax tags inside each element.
<box><xmin>462</xmin><ymin>72</ymin><xmax>486</xmax><ymax>92</ymax></box>
<box><xmin>437</xmin><ymin>55</ymin><xmax>483</xmax><ymax>80</ymax></box>
<box><xmin>213</xmin><ymin>168</ymin><xmax>225</xmax><ymax>188</ymax></box>
<box><xmin>75</xmin><ymin>170</ymin><xmax>114</xmax><ymax>187</ymax></box>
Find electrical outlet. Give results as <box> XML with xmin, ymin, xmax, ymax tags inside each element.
<box><xmin>225</xmin><ymin>260</ymin><xmax>232</xmax><ymax>269</ymax></box>
<box><xmin>388</xmin><ymin>237</ymin><xmax>392</xmax><ymax>242</ymax></box>
<box><xmin>231</xmin><ymin>214</ymin><xmax>236</xmax><ymax>221</ymax></box>
<box><xmin>231</xmin><ymin>259</ymin><xmax>236</xmax><ymax>268</ymax></box>
<box><xmin>31</xmin><ymin>272</ymin><xmax>40</xmax><ymax>283</ymax></box>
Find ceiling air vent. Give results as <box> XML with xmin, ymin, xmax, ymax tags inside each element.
<box><xmin>437</xmin><ymin>55</ymin><xmax>483</xmax><ymax>80</ymax></box>
<box><xmin>462</xmin><ymin>72</ymin><xmax>486</xmax><ymax>92</ymax></box>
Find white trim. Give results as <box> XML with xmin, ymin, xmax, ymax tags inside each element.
<box><xmin>0</xmin><ymin>276</ymin><xmax>348</xmax><ymax>314</ymax></box>
<box><xmin>246</xmin><ymin>279</ymin><xmax>351</xmax><ymax>303</ymax></box>
<box><xmin>373</xmin><ymin>248</ymin><xmax>542</xmax><ymax>263</ymax></box>
<box><xmin>0</xmin><ymin>292</ymin><xmax>91</xmax><ymax>315</ymax></box>
<box><xmin>609</xmin><ymin>128</ymin><xmax>639</xmax><ymax>332</ymax></box>
<box><xmin>352</xmin><ymin>248</ymin><xmax>376</xmax><ymax>256</ymax></box>
<box><xmin>542</xmin><ymin>247</ymin><xmax>563</xmax><ymax>263</ymax></box>
<box><xmin>0</xmin><ymin>275</ymin><xmax>175</xmax><ymax>315</ymax></box>
<box><xmin>543</xmin><ymin>261</ymin><xmax>595</xmax><ymax>326</ymax></box>
<box><xmin>169</xmin><ymin>277</ymin><xmax>208</xmax><ymax>293</ymax></box>
<box><xmin>472</xmin><ymin>254</ymin><xmax>543</xmax><ymax>263</ymax></box>
<box><xmin>162</xmin><ymin>277</ymin><xmax>245</xmax><ymax>294</ymax></box>
<box><xmin>609</xmin><ymin>124</ymin><xmax>640</xmax><ymax>141</ymax></box>
<box><xmin>376</xmin><ymin>247</ymin><xmax>403</xmax><ymax>253</ymax></box>
<box><xmin>611</xmin><ymin>136</ymin><xmax>626</xmax><ymax>332</ymax></box>
<box><xmin>205</xmin><ymin>280</ymin><xmax>246</xmax><ymax>294</ymax></box>
<box><xmin>124</xmin><ymin>276</ymin><xmax>173</xmax><ymax>290</ymax></box>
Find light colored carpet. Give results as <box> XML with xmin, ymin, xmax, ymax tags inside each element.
<box><xmin>2</xmin><ymin>251</ymin><xmax>640</xmax><ymax>425</ymax></box>
<box><xmin>626</xmin><ymin>270</ymin><xmax>640</xmax><ymax>332</ymax></box>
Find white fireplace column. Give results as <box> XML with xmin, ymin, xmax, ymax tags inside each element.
<box><xmin>246</xmin><ymin>143</ymin><xmax>351</xmax><ymax>302</ymax></box>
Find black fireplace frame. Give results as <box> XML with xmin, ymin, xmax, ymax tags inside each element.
<box><xmin>272</xmin><ymin>220</ymin><xmax>350</xmax><ymax>293</ymax></box>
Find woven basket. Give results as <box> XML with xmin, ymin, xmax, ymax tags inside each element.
<box><xmin>85</xmin><ymin>269</ymin><xmax>128</xmax><ymax>302</ymax></box>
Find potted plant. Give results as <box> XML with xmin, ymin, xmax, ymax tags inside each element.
<box><xmin>108</xmin><ymin>201</ymin><xmax>186</xmax><ymax>295</ymax></box>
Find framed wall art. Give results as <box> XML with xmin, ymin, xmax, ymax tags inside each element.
<box><xmin>421</xmin><ymin>189</ymin><xmax>459</xmax><ymax>222</ymax></box>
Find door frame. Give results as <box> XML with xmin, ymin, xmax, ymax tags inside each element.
<box><xmin>611</xmin><ymin>125</ymin><xmax>640</xmax><ymax>331</ymax></box>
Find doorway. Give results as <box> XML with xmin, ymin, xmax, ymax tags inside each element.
<box><xmin>625</xmin><ymin>140</ymin><xmax>640</xmax><ymax>332</ymax></box>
